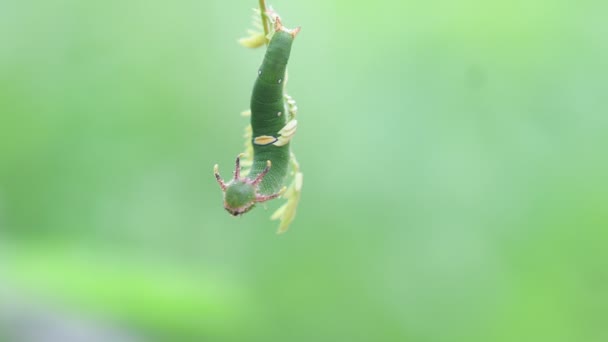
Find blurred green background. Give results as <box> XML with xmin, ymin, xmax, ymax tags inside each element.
<box><xmin>1</xmin><ymin>0</ymin><xmax>607</xmax><ymax>341</ymax></box>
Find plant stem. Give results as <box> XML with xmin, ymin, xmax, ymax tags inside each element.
<box><xmin>258</xmin><ymin>0</ymin><xmax>270</xmax><ymax>41</ymax></box>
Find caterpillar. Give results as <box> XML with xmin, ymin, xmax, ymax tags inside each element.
<box><xmin>214</xmin><ymin>11</ymin><xmax>302</xmax><ymax>233</ymax></box>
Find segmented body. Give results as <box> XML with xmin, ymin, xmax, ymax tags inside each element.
<box><xmin>248</xmin><ymin>30</ymin><xmax>295</xmax><ymax>195</ymax></box>
<box><xmin>214</xmin><ymin>16</ymin><xmax>301</xmax><ymax>229</ymax></box>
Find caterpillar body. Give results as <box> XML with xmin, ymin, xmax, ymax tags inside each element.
<box><xmin>214</xmin><ymin>14</ymin><xmax>302</xmax><ymax>233</ymax></box>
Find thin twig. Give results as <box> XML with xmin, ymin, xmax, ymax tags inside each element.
<box><xmin>258</xmin><ymin>0</ymin><xmax>270</xmax><ymax>42</ymax></box>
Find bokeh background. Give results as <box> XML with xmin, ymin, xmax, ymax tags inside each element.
<box><xmin>1</xmin><ymin>0</ymin><xmax>607</xmax><ymax>341</ymax></box>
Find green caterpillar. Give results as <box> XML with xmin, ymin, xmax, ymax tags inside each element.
<box><xmin>214</xmin><ymin>13</ymin><xmax>302</xmax><ymax>233</ymax></box>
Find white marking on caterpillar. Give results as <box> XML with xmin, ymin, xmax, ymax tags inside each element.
<box><xmin>278</xmin><ymin>78</ymin><xmax>282</xmax><ymax>84</ymax></box>
<box><xmin>254</xmin><ymin>135</ymin><xmax>278</xmax><ymax>145</ymax></box>
<box><xmin>277</xmin><ymin>111</ymin><xmax>282</xmax><ymax>116</ymax></box>
<box><xmin>258</xmin><ymin>70</ymin><xmax>262</xmax><ymax>76</ymax></box>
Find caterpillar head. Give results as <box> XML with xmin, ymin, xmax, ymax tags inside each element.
<box><xmin>214</xmin><ymin>155</ymin><xmax>283</xmax><ymax>216</ymax></box>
